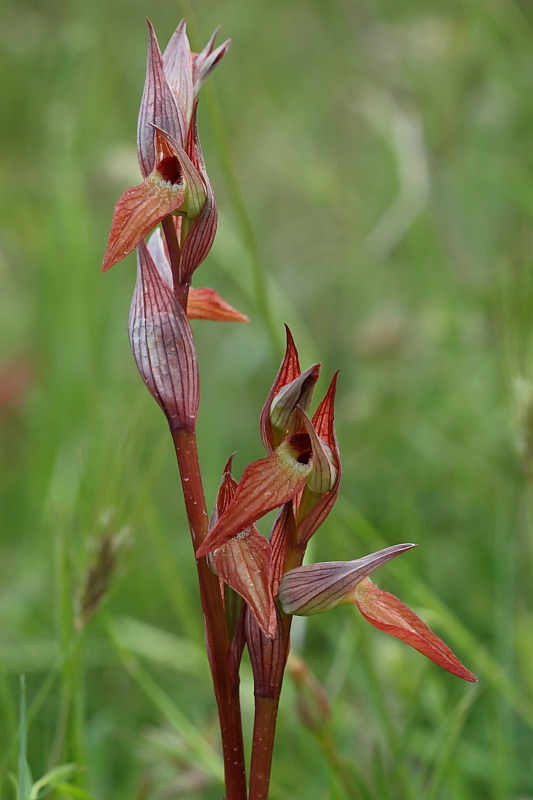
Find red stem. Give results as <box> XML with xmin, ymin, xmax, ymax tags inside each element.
<box><xmin>163</xmin><ymin>214</ymin><xmax>246</xmax><ymax>799</ymax></box>
<box><xmin>248</xmin><ymin>539</ymin><xmax>307</xmax><ymax>799</ymax></box>
<box><xmin>161</xmin><ymin>216</ymin><xmax>189</xmax><ymax>309</ymax></box>
<box><xmin>172</xmin><ymin>428</ymin><xmax>247</xmax><ymax>800</ymax></box>
<box><xmin>248</xmin><ymin>615</ymin><xmax>292</xmax><ymax>800</ymax></box>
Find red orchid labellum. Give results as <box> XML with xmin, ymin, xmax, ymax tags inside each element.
<box><xmin>354</xmin><ymin>577</ymin><xmax>477</xmax><ymax>682</ymax></box>
<box><xmin>196</xmin><ymin>434</ymin><xmax>314</xmax><ymax>558</ymax></box>
<box><xmin>102</xmin><ymin>134</ymin><xmax>186</xmax><ymax>273</ymax></box>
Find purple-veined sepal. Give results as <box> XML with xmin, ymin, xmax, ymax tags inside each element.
<box><xmin>260</xmin><ymin>326</ymin><xmax>303</xmax><ymax>453</ymax></box>
<box><xmin>162</xmin><ymin>20</ymin><xmax>193</xmax><ymax>125</ymax></box>
<box><xmin>178</xmin><ymin>106</ymin><xmax>218</xmax><ymax>283</ymax></box>
<box><xmin>137</xmin><ymin>21</ymin><xmax>186</xmax><ymax>178</ymax></box>
<box><xmin>278</xmin><ymin>544</ymin><xmax>416</xmax><ymax>615</ymax></box>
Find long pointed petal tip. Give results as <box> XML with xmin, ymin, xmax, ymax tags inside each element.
<box><xmin>354</xmin><ymin>577</ymin><xmax>477</xmax><ymax>683</ymax></box>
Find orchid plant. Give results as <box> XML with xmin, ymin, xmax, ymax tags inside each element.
<box><xmin>103</xmin><ymin>19</ymin><xmax>476</xmax><ymax>800</ymax></box>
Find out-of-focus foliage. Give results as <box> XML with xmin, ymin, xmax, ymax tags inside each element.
<box><xmin>1</xmin><ymin>0</ymin><xmax>533</xmax><ymax>797</ymax></box>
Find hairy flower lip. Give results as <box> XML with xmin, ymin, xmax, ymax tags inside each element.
<box><xmin>149</xmin><ymin>123</ymin><xmax>208</xmax><ymax>219</ymax></box>
<box><xmin>102</xmin><ymin>169</ymin><xmax>187</xmax><ymax>273</ymax></box>
<box><xmin>283</xmin><ymin>433</ymin><xmax>313</xmax><ymax>465</ymax></box>
<box><xmin>155</xmin><ymin>155</ymin><xmax>183</xmax><ymax>185</ymax></box>
<box><xmin>196</xmin><ymin>442</ymin><xmax>313</xmax><ymax>559</ymax></box>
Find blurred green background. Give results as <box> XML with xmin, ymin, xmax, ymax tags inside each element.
<box><xmin>2</xmin><ymin>0</ymin><xmax>533</xmax><ymax>797</ymax></box>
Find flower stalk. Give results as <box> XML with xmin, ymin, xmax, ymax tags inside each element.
<box><xmin>172</xmin><ymin>428</ymin><xmax>248</xmax><ymax>800</ymax></box>
<box><xmin>102</xmin><ymin>18</ymin><xmax>477</xmax><ymax>800</ymax></box>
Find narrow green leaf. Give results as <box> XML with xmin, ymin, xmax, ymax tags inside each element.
<box><xmin>17</xmin><ymin>675</ymin><xmax>28</xmax><ymax>800</ymax></box>
<box><xmin>29</xmin><ymin>764</ymin><xmax>78</xmax><ymax>800</ymax></box>
<box><xmin>106</xmin><ymin>618</ymin><xmax>223</xmax><ymax>782</ymax></box>
<box><xmin>55</xmin><ymin>784</ymin><xmax>99</xmax><ymax>800</ymax></box>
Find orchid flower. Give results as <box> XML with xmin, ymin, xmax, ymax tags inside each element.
<box><xmin>102</xmin><ymin>20</ymin><xmax>231</xmax><ymax>291</ymax></box>
<box><xmin>196</xmin><ymin>328</ymin><xmax>340</xmax><ymax>559</ymax></box>
<box><xmin>197</xmin><ymin>330</ymin><xmax>476</xmax><ymax>681</ymax></box>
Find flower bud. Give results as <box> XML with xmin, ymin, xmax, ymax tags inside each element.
<box><xmin>278</xmin><ymin>544</ymin><xmax>416</xmax><ymax>616</ymax></box>
<box><xmin>128</xmin><ymin>241</ymin><xmax>199</xmax><ymax>431</ymax></box>
<box><xmin>245</xmin><ymin>607</ymin><xmax>287</xmax><ymax>699</ymax></box>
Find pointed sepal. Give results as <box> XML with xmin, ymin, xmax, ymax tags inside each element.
<box><xmin>179</xmin><ymin>107</ymin><xmax>218</xmax><ymax>282</ymax></box>
<box><xmin>269</xmin><ymin>364</ymin><xmax>320</xmax><ymax>442</ymax></box>
<box><xmin>354</xmin><ymin>577</ymin><xmax>477</xmax><ymax>682</ymax></box>
<box><xmin>137</xmin><ymin>21</ymin><xmax>186</xmax><ymax>178</ymax></box>
<box><xmin>269</xmin><ymin>502</ymin><xmax>297</xmax><ymax>597</ymax></box>
<box><xmin>192</xmin><ymin>27</ymin><xmax>231</xmax><ymax>98</ymax></box>
<box><xmin>278</xmin><ymin>544</ymin><xmax>416</xmax><ymax>615</ymax></box>
<box><xmin>260</xmin><ymin>326</ymin><xmax>302</xmax><ymax>453</ymax></box>
<box><xmin>128</xmin><ymin>241</ymin><xmax>199</xmax><ymax>431</ymax></box>
<box><xmin>295</xmin><ymin>406</ymin><xmax>338</xmax><ymax>494</ymax></box>
<box><xmin>208</xmin><ymin>457</ymin><xmax>276</xmax><ymax>638</ymax></box>
<box><xmin>162</xmin><ymin>20</ymin><xmax>193</xmax><ymax>123</ymax></box>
